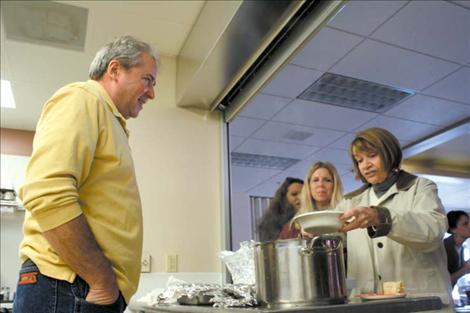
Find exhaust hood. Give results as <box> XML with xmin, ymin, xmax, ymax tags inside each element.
<box><xmin>176</xmin><ymin>0</ymin><xmax>347</xmax><ymax>121</ymax></box>
<box><xmin>402</xmin><ymin>117</ymin><xmax>470</xmax><ymax>179</ymax></box>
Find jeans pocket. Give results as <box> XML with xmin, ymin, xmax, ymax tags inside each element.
<box><xmin>74</xmin><ymin>293</ymin><xmax>125</xmax><ymax>313</ymax></box>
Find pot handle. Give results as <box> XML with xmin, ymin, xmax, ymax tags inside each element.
<box><xmin>299</xmin><ymin>235</ymin><xmax>320</xmax><ymax>256</ymax></box>
<box><xmin>299</xmin><ymin>236</ymin><xmax>343</xmax><ymax>256</ymax></box>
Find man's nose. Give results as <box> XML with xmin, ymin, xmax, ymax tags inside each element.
<box><xmin>147</xmin><ymin>86</ymin><xmax>155</xmax><ymax>99</ymax></box>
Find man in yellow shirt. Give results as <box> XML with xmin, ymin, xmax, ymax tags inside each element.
<box><xmin>13</xmin><ymin>36</ymin><xmax>158</xmax><ymax>313</ymax></box>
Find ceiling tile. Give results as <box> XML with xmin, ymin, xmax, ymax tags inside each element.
<box><xmin>385</xmin><ymin>94</ymin><xmax>470</xmax><ymax>126</ymax></box>
<box><xmin>371</xmin><ymin>1</ymin><xmax>470</xmax><ymax>64</ymax></box>
<box><xmin>235</xmin><ymin>138</ymin><xmax>316</xmax><ymax>159</ymax></box>
<box><xmin>229</xmin><ymin>117</ymin><xmax>265</xmax><ymax>137</ymax></box>
<box><xmin>72</xmin><ymin>1</ymin><xmax>205</xmax><ymax>56</ymax></box>
<box><xmin>262</xmin><ymin>65</ymin><xmax>323</xmax><ymax>98</ymax></box>
<box><xmin>231</xmin><ymin>166</ymin><xmax>280</xmax><ymax>193</ymax></box>
<box><xmin>238</xmin><ymin>94</ymin><xmax>292</xmax><ymax>120</ymax></box>
<box><xmin>331</xmin><ymin>39</ymin><xmax>460</xmax><ymax>91</ymax></box>
<box><xmin>251</xmin><ymin>121</ymin><xmax>346</xmax><ymax>147</ymax></box>
<box><xmin>229</xmin><ymin>136</ymin><xmax>246</xmax><ymax>151</ymax></box>
<box><xmin>246</xmin><ymin>167</ymin><xmax>308</xmax><ymax>197</ymax></box>
<box><xmin>422</xmin><ymin>67</ymin><xmax>470</xmax><ymax>104</ymax></box>
<box><xmin>5</xmin><ymin>40</ymin><xmax>90</xmax><ymax>85</ymax></box>
<box><xmin>340</xmin><ymin>172</ymin><xmax>363</xmax><ymax>194</ymax></box>
<box><xmin>308</xmin><ymin>147</ymin><xmax>353</xmax><ymax>167</ymax></box>
<box><xmin>357</xmin><ymin>116</ymin><xmax>440</xmax><ymax>142</ymax></box>
<box><xmin>273</xmin><ymin>99</ymin><xmax>377</xmax><ymax>131</ymax></box>
<box><xmin>290</xmin><ymin>27</ymin><xmax>363</xmax><ymax>71</ymax></box>
<box><xmin>328</xmin><ymin>133</ymin><xmax>356</xmax><ymax>150</ymax></box>
<box><xmin>450</xmin><ymin>1</ymin><xmax>470</xmax><ymax>9</ymax></box>
<box><xmin>245</xmin><ymin>179</ymin><xmax>281</xmax><ymax>197</ymax></box>
<box><xmin>327</xmin><ymin>1</ymin><xmax>407</xmax><ymax>36</ymax></box>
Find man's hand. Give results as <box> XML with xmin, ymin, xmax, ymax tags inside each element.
<box><xmin>86</xmin><ymin>284</ymin><xmax>119</xmax><ymax>305</ymax></box>
<box><xmin>339</xmin><ymin>206</ymin><xmax>379</xmax><ymax>232</ymax></box>
<box><xmin>43</xmin><ymin>215</ymin><xmax>120</xmax><ymax>305</ymax></box>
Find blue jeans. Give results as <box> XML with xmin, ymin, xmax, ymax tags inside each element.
<box><xmin>13</xmin><ymin>259</ymin><xmax>126</xmax><ymax>313</ymax></box>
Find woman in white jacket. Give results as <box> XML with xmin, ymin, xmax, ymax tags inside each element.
<box><xmin>337</xmin><ymin>127</ymin><xmax>453</xmax><ymax>308</ymax></box>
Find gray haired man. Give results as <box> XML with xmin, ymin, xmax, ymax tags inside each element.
<box><xmin>14</xmin><ymin>35</ymin><xmax>158</xmax><ymax>313</ymax></box>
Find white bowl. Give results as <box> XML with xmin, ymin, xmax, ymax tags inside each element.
<box><xmin>293</xmin><ymin>211</ymin><xmax>343</xmax><ymax>235</ymax></box>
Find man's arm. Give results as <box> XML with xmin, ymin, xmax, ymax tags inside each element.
<box><xmin>43</xmin><ymin>214</ymin><xmax>119</xmax><ymax>305</ymax></box>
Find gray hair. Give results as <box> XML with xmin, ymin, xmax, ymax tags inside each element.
<box><xmin>89</xmin><ymin>35</ymin><xmax>159</xmax><ymax>80</ymax></box>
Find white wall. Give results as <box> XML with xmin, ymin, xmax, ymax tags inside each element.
<box><xmin>128</xmin><ymin>56</ymin><xmax>224</xmax><ymax>274</ymax></box>
<box><xmin>1</xmin><ymin>154</ymin><xmax>29</xmax><ymax>294</ymax></box>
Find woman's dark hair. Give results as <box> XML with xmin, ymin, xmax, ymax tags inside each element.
<box><xmin>350</xmin><ymin>127</ymin><xmax>402</xmax><ymax>183</ymax></box>
<box><xmin>447</xmin><ymin>210</ymin><xmax>469</xmax><ymax>233</ymax></box>
<box><xmin>257</xmin><ymin>177</ymin><xmax>303</xmax><ymax>242</ymax></box>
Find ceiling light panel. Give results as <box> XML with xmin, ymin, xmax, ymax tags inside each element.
<box><xmin>231</xmin><ymin>152</ymin><xmax>300</xmax><ymax>171</ymax></box>
<box><xmin>1</xmin><ymin>80</ymin><xmax>16</xmax><ymax>108</ymax></box>
<box><xmin>298</xmin><ymin>72</ymin><xmax>414</xmax><ymax>113</ymax></box>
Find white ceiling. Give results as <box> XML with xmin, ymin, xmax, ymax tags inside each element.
<box><xmin>229</xmin><ymin>0</ymin><xmax>470</xmax><ymax>211</ymax></box>
<box><xmin>1</xmin><ymin>0</ymin><xmax>469</xmax><ymax>211</ymax></box>
<box><xmin>0</xmin><ymin>0</ymin><xmax>205</xmax><ymax>130</ymax></box>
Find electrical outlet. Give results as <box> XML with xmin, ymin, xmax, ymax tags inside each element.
<box><xmin>141</xmin><ymin>252</ymin><xmax>151</xmax><ymax>273</ymax></box>
<box><xmin>166</xmin><ymin>254</ymin><xmax>178</xmax><ymax>272</ymax></box>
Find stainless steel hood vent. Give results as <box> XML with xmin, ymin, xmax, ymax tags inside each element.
<box><xmin>176</xmin><ymin>0</ymin><xmax>346</xmax><ymax>119</ymax></box>
<box><xmin>231</xmin><ymin>152</ymin><xmax>300</xmax><ymax>170</ymax></box>
<box><xmin>298</xmin><ymin>73</ymin><xmax>414</xmax><ymax>113</ymax></box>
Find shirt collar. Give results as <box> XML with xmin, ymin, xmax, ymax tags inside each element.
<box><xmin>345</xmin><ymin>170</ymin><xmax>417</xmax><ymax>200</ymax></box>
<box><xmin>87</xmin><ymin>80</ymin><xmax>129</xmax><ymax>136</ymax></box>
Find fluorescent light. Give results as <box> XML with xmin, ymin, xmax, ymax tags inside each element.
<box><xmin>1</xmin><ymin>80</ymin><xmax>16</xmax><ymax>108</ymax></box>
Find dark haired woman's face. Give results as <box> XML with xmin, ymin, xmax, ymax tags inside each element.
<box><xmin>353</xmin><ymin>148</ymin><xmax>388</xmax><ymax>184</ymax></box>
<box><xmin>452</xmin><ymin>215</ymin><xmax>470</xmax><ymax>239</ymax></box>
<box><xmin>286</xmin><ymin>183</ymin><xmax>303</xmax><ymax>211</ymax></box>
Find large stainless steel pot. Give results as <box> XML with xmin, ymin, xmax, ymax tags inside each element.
<box><xmin>254</xmin><ymin>235</ymin><xmax>346</xmax><ymax>308</ymax></box>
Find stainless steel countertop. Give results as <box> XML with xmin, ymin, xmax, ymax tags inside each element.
<box><xmin>129</xmin><ymin>296</ymin><xmax>444</xmax><ymax>313</ymax></box>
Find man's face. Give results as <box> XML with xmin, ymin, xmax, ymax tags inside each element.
<box><xmin>114</xmin><ymin>52</ymin><xmax>157</xmax><ymax>119</ymax></box>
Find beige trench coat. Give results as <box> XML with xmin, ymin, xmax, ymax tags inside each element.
<box><xmin>337</xmin><ymin>171</ymin><xmax>453</xmax><ymax>305</ymax></box>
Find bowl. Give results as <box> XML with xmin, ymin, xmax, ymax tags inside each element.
<box><xmin>293</xmin><ymin>211</ymin><xmax>343</xmax><ymax>234</ymax></box>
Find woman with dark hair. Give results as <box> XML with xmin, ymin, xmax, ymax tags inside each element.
<box><xmin>337</xmin><ymin>127</ymin><xmax>452</xmax><ymax>309</ymax></box>
<box><xmin>444</xmin><ymin>210</ymin><xmax>470</xmax><ymax>286</ymax></box>
<box><xmin>257</xmin><ymin>177</ymin><xmax>303</xmax><ymax>242</ymax></box>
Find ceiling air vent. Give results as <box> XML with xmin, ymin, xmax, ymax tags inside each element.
<box><xmin>231</xmin><ymin>152</ymin><xmax>300</xmax><ymax>170</ymax></box>
<box><xmin>298</xmin><ymin>72</ymin><xmax>414</xmax><ymax>113</ymax></box>
<box><xmin>2</xmin><ymin>1</ymin><xmax>88</xmax><ymax>51</ymax></box>
<box><xmin>283</xmin><ymin>130</ymin><xmax>313</xmax><ymax>141</ymax></box>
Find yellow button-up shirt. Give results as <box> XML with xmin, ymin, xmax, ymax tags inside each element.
<box><xmin>19</xmin><ymin>80</ymin><xmax>143</xmax><ymax>303</ymax></box>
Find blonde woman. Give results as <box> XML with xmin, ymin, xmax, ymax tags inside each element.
<box><xmin>279</xmin><ymin>161</ymin><xmax>344</xmax><ymax>239</ymax></box>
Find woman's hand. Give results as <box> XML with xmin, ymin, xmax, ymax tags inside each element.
<box><xmin>300</xmin><ymin>228</ymin><xmax>315</xmax><ymax>238</ymax></box>
<box><xmin>339</xmin><ymin>206</ymin><xmax>379</xmax><ymax>232</ymax></box>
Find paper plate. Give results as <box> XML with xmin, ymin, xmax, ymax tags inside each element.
<box><xmin>293</xmin><ymin>211</ymin><xmax>342</xmax><ymax>234</ymax></box>
<box><xmin>359</xmin><ymin>293</ymin><xmax>406</xmax><ymax>301</ymax></box>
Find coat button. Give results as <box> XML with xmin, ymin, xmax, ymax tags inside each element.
<box><xmin>377</xmin><ymin>242</ymin><xmax>383</xmax><ymax>248</ymax></box>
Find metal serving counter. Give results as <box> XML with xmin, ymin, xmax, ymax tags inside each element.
<box><xmin>129</xmin><ymin>296</ymin><xmax>445</xmax><ymax>313</ymax></box>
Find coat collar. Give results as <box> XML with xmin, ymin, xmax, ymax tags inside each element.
<box><xmin>345</xmin><ymin>170</ymin><xmax>417</xmax><ymax>200</ymax></box>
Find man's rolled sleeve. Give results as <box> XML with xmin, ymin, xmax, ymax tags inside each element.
<box><xmin>19</xmin><ymin>86</ymin><xmax>99</xmax><ymax>231</ymax></box>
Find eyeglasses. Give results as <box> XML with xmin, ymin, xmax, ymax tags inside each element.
<box><xmin>141</xmin><ymin>75</ymin><xmax>156</xmax><ymax>88</ymax></box>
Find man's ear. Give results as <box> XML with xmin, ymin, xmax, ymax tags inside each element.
<box><xmin>107</xmin><ymin>59</ymin><xmax>120</xmax><ymax>80</ymax></box>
